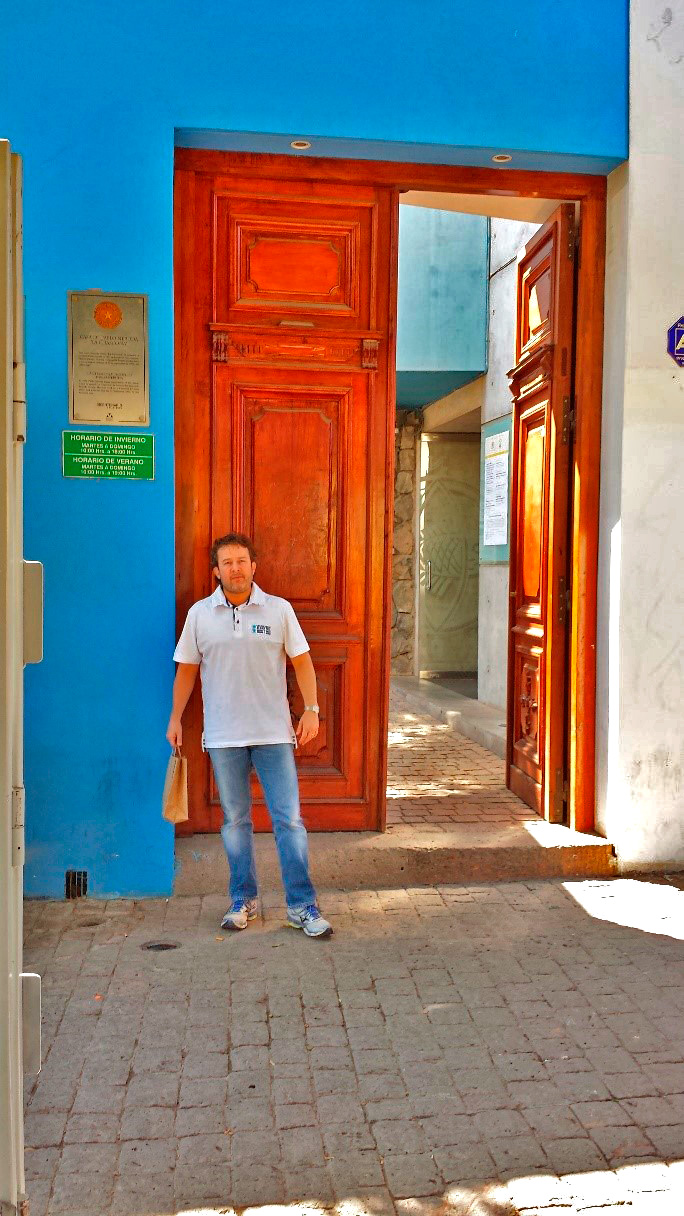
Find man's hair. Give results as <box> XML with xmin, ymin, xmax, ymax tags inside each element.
<box><xmin>211</xmin><ymin>532</ymin><xmax>257</xmax><ymax>568</ymax></box>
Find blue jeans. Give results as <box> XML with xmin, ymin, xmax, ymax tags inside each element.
<box><xmin>208</xmin><ymin>744</ymin><xmax>317</xmax><ymax>910</ymax></box>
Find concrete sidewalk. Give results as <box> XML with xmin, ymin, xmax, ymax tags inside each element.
<box><xmin>392</xmin><ymin>677</ymin><xmax>507</xmax><ymax>761</ymax></box>
<box><xmin>23</xmin><ymin>876</ymin><xmax>684</xmax><ymax>1215</ymax></box>
<box><xmin>175</xmin><ymin>822</ymin><xmax>617</xmax><ymax>894</ymax></box>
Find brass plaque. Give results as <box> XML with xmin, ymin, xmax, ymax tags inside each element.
<box><xmin>68</xmin><ymin>291</ymin><xmax>149</xmax><ymax>426</ymax></box>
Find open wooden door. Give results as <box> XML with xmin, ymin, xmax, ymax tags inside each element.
<box><xmin>506</xmin><ymin>205</ymin><xmax>576</xmax><ymax>821</ymax></box>
<box><xmin>175</xmin><ymin>160</ymin><xmax>397</xmax><ymax>833</ymax></box>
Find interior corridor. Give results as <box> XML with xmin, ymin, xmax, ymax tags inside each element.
<box><xmin>386</xmin><ymin>686</ymin><xmax>533</xmax><ymax>830</ymax></box>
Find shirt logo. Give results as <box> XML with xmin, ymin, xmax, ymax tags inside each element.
<box><xmin>251</xmin><ymin>624</ymin><xmax>271</xmax><ymax>636</ymax></box>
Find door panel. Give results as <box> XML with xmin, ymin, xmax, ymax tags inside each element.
<box><xmin>214</xmin><ymin>191</ymin><xmax>375</xmax><ymax>327</ymax></box>
<box><xmin>509</xmin><ymin>404</ymin><xmax>546</xmax><ymax>804</ymax></box>
<box><xmin>214</xmin><ymin>374</ymin><xmax>355</xmax><ymax>618</ymax></box>
<box><xmin>211</xmin><ymin>363</ymin><xmax>369</xmax><ymax>824</ymax></box>
<box><xmin>507</xmin><ymin>206</ymin><xmax>575</xmax><ymax>820</ymax></box>
<box><xmin>175</xmin><ymin>168</ymin><xmax>396</xmax><ymax>832</ymax></box>
<box><xmin>520</xmin><ymin>423</ymin><xmax>545</xmax><ymax>601</ymax></box>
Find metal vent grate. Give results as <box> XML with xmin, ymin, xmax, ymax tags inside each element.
<box><xmin>65</xmin><ymin>869</ymin><xmax>88</xmax><ymax>899</ymax></box>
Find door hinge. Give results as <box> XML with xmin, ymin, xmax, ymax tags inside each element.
<box><xmin>557</xmin><ymin>575</ymin><xmax>571</xmax><ymax>626</ymax></box>
<box><xmin>567</xmin><ymin>218</ymin><xmax>578</xmax><ymax>260</ymax></box>
<box><xmin>13</xmin><ymin>362</ymin><xmax>27</xmax><ymax>442</ymax></box>
<box><xmin>554</xmin><ymin>769</ymin><xmax>570</xmax><ymax>819</ymax></box>
<box><xmin>12</xmin><ymin>786</ymin><xmax>25</xmax><ymax>868</ymax></box>
<box><xmin>562</xmin><ymin>395</ymin><xmax>575</xmax><ymax>444</ymax></box>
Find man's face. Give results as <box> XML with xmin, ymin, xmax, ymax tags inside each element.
<box><xmin>213</xmin><ymin>545</ymin><xmax>256</xmax><ymax>596</ymax></box>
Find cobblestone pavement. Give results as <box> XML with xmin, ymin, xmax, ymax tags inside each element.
<box><xmin>23</xmin><ymin>876</ymin><xmax>684</xmax><ymax>1215</ymax></box>
<box><xmin>386</xmin><ymin>690</ymin><xmax>531</xmax><ymax>830</ymax></box>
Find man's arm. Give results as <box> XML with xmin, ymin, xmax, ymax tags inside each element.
<box><xmin>290</xmin><ymin>651</ymin><xmax>319</xmax><ymax>746</ymax></box>
<box><xmin>166</xmin><ymin>663</ymin><xmax>200</xmax><ymax>747</ymax></box>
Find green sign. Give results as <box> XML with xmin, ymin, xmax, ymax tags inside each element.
<box><xmin>62</xmin><ymin>430</ymin><xmax>154</xmax><ymax>480</ymax></box>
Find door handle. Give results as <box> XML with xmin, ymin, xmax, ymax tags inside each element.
<box><xmin>427</xmin><ymin>559</ymin><xmax>432</xmax><ymax>591</ymax></box>
<box><xmin>23</xmin><ymin>560</ymin><xmax>44</xmax><ymax>664</ymax></box>
<box><xmin>22</xmin><ymin>972</ymin><xmax>42</xmax><ymax>1074</ymax></box>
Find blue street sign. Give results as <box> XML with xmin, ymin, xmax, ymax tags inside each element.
<box><xmin>667</xmin><ymin>316</ymin><xmax>684</xmax><ymax>366</ymax></box>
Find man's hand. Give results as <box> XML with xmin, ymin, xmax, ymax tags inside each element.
<box><xmin>167</xmin><ymin>663</ymin><xmax>199</xmax><ymax>749</ymax></box>
<box><xmin>290</xmin><ymin>653</ymin><xmax>319</xmax><ymax>746</ymax></box>
<box><xmin>296</xmin><ymin>710</ymin><xmax>319</xmax><ymax>747</ymax></box>
<box><xmin>166</xmin><ymin>717</ymin><xmax>183</xmax><ymax>748</ymax></box>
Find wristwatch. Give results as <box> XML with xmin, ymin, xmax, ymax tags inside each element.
<box><xmin>304</xmin><ymin>705</ymin><xmax>320</xmax><ymax>713</ymax></box>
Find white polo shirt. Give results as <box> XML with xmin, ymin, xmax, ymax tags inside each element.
<box><xmin>173</xmin><ymin>582</ymin><xmax>309</xmax><ymax>748</ymax></box>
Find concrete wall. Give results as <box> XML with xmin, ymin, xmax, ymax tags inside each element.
<box><xmin>596</xmin><ymin>1</ymin><xmax>684</xmax><ymax>869</ymax></box>
<box><xmin>596</xmin><ymin>164</ymin><xmax>627</xmax><ymax>858</ymax></box>
<box><xmin>477</xmin><ymin>565</ymin><xmax>509</xmax><ymax>708</ymax></box>
<box><xmin>397</xmin><ymin>208</ymin><xmax>488</xmax><ymax>407</ymax></box>
<box><xmin>0</xmin><ymin>2</ymin><xmax>628</xmax><ymax>895</ymax></box>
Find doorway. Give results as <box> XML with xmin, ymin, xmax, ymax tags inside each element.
<box><xmin>418</xmin><ymin>433</ymin><xmax>480</xmax><ymax>683</ymax></box>
<box><xmin>174</xmin><ymin>149</ymin><xmax>605</xmax><ymax>838</ymax></box>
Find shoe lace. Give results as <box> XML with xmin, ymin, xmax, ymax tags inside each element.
<box><xmin>302</xmin><ymin>904</ymin><xmax>321</xmax><ymax>920</ymax></box>
<box><xmin>229</xmin><ymin>900</ymin><xmax>247</xmax><ymax>913</ymax></box>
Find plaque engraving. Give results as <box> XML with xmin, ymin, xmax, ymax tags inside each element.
<box><xmin>68</xmin><ymin>291</ymin><xmax>149</xmax><ymax>426</ymax></box>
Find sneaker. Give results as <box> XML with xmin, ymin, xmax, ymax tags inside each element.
<box><xmin>286</xmin><ymin>903</ymin><xmax>333</xmax><ymax>938</ymax></box>
<box><xmin>220</xmin><ymin>898</ymin><xmax>258</xmax><ymax>931</ymax></box>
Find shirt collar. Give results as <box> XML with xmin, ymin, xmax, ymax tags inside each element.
<box><xmin>211</xmin><ymin>581</ymin><xmax>267</xmax><ymax>609</ymax></box>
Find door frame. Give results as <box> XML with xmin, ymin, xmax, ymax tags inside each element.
<box><xmin>174</xmin><ymin>147</ymin><xmax>605</xmax><ymax>834</ymax></box>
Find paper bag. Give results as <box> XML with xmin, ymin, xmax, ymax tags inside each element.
<box><xmin>162</xmin><ymin>749</ymin><xmax>188</xmax><ymax>823</ymax></box>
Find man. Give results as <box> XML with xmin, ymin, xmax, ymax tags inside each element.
<box><xmin>166</xmin><ymin>533</ymin><xmax>332</xmax><ymax>939</ymax></box>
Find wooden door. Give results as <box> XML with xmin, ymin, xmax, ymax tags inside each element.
<box><xmin>506</xmin><ymin>205</ymin><xmax>576</xmax><ymax>821</ymax></box>
<box><xmin>175</xmin><ymin>166</ymin><xmax>397</xmax><ymax>833</ymax></box>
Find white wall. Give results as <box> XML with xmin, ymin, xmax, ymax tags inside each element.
<box><xmin>596</xmin><ymin>164</ymin><xmax>627</xmax><ymax>848</ymax></box>
<box><xmin>477</xmin><ymin>566</ymin><xmax>509</xmax><ymax>707</ymax></box>
<box><xmin>596</xmin><ymin>1</ymin><xmax>684</xmax><ymax>868</ymax></box>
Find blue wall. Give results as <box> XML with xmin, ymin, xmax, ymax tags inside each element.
<box><xmin>397</xmin><ymin>208</ymin><xmax>489</xmax><ymax>407</ymax></box>
<box><xmin>0</xmin><ymin>2</ymin><xmax>628</xmax><ymax>897</ymax></box>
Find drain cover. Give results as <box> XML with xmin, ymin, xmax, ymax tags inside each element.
<box><xmin>141</xmin><ymin>941</ymin><xmax>180</xmax><ymax>951</ymax></box>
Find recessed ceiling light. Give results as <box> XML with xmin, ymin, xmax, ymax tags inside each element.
<box><xmin>492</xmin><ymin>153</ymin><xmax>512</xmax><ymax>163</ymax></box>
<box><xmin>290</xmin><ymin>139</ymin><xmax>312</xmax><ymax>150</ymax></box>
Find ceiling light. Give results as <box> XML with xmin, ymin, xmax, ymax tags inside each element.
<box><xmin>492</xmin><ymin>153</ymin><xmax>513</xmax><ymax>163</ymax></box>
<box><xmin>290</xmin><ymin>139</ymin><xmax>312</xmax><ymax>150</ymax></box>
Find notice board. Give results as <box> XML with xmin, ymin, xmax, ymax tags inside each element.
<box><xmin>479</xmin><ymin>415</ymin><xmax>512</xmax><ymax>564</ymax></box>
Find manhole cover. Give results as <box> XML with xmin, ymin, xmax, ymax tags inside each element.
<box><xmin>141</xmin><ymin>941</ymin><xmax>181</xmax><ymax>951</ymax></box>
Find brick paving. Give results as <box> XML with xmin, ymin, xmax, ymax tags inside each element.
<box><xmin>23</xmin><ymin>876</ymin><xmax>684</xmax><ymax>1215</ymax></box>
<box><xmin>386</xmin><ymin>688</ymin><xmax>532</xmax><ymax>829</ymax></box>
